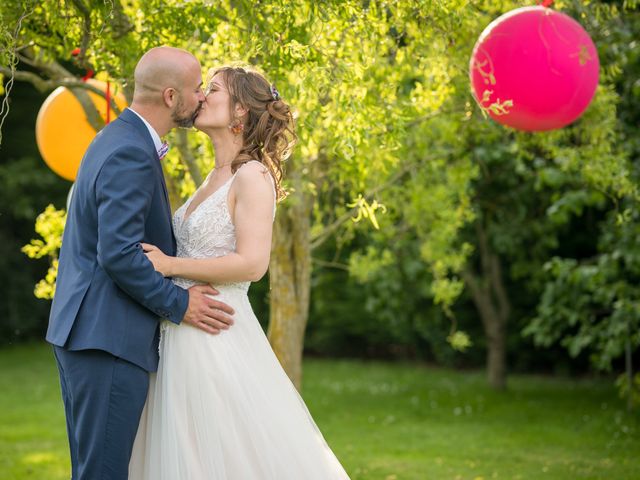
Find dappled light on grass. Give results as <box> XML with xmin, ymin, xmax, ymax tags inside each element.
<box><xmin>20</xmin><ymin>450</ymin><xmax>69</xmax><ymax>478</ymax></box>
<box><xmin>21</xmin><ymin>451</ymin><xmax>57</xmax><ymax>465</ymax></box>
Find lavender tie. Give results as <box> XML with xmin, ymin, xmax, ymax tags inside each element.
<box><xmin>157</xmin><ymin>142</ymin><xmax>169</xmax><ymax>160</ymax></box>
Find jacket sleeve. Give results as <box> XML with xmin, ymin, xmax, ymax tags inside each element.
<box><xmin>95</xmin><ymin>146</ymin><xmax>188</xmax><ymax>324</ymax></box>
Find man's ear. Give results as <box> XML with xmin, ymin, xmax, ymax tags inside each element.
<box><xmin>163</xmin><ymin>87</ymin><xmax>177</xmax><ymax>108</ymax></box>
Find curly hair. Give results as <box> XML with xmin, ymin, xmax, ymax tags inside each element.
<box><xmin>207</xmin><ymin>66</ymin><xmax>296</xmax><ymax>201</ymax></box>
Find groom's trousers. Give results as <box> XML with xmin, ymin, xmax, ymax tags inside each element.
<box><xmin>53</xmin><ymin>346</ymin><xmax>149</xmax><ymax>480</ymax></box>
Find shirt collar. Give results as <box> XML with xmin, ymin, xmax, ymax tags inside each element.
<box><xmin>127</xmin><ymin>107</ymin><xmax>163</xmax><ymax>153</ymax></box>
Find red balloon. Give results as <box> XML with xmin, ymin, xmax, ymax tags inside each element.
<box><xmin>469</xmin><ymin>6</ymin><xmax>600</xmax><ymax>131</ymax></box>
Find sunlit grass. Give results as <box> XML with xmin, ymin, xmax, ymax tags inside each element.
<box><xmin>1</xmin><ymin>343</ymin><xmax>638</xmax><ymax>479</ymax></box>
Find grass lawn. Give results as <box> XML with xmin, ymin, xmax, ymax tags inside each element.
<box><xmin>0</xmin><ymin>343</ymin><xmax>638</xmax><ymax>479</ymax></box>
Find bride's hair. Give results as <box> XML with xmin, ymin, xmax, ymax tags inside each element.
<box><xmin>207</xmin><ymin>65</ymin><xmax>296</xmax><ymax>201</ymax></box>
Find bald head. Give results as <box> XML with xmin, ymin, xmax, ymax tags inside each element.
<box><xmin>133</xmin><ymin>46</ymin><xmax>201</xmax><ymax>104</ymax></box>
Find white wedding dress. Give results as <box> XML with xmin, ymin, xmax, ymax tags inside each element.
<box><xmin>129</xmin><ymin>165</ymin><xmax>350</xmax><ymax>480</ymax></box>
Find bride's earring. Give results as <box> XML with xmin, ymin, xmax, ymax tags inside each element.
<box><xmin>228</xmin><ymin>118</ymin><xmax>244</xmax><ymax>135</ymax></box>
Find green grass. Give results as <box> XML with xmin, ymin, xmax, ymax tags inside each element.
<box><xmin>1</xmin><ymin>343</ymin><xmax>638</xmax><ymax>479</ymax></box>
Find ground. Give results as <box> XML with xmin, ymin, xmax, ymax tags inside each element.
<box><xmin>1</xmin><ymin>343</ymin><xmax>638</xmax><ymax>479</ymax></box>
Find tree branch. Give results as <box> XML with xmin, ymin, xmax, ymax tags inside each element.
<box><xmin>0</xmin><ymin>6</ymin><xmax>34</xmax><ymax>146</ymax></box>
<box><xmin>475</xmin><ymin>220</ymin><xmax>492</xmax><ymax>280</ymax></box>
<box><xmin>0</xmin><ymin>68</ymin><xmax>48</xmax><ymax>91</ymax></box>
<box><xmin>489</xmin><ymin>253</ymin><xmax>511</xmax><ymax>324</ymax></box>
<box><xmin>109</xmin><ymin>0</ymin><xmax>135</xmax><ymax>39</ymax></box>
<box><xmin>17</xmin><ymin>47</ymin><xmax>74</xmax><ymax>79</ymax></box>
<box><xmin>310</xmin><ymin>150</ymin><xmax>451</xmax><ymax>250</ymax></box>
<box><xmin>462</xmin><ymin>269</ymin><xmax>484</xmax><ymax>305</ymax></box>
<box><xmin>0</xmin><ymin>67</ymin><xmax>123</xmax><ymax>116</ymax></box>
<box><xmin>462</xmin><ymin>267</ymin><xmax>496</xmax><ymax>335</ymax></box>
<box><xmin>311</xmin><ymin>258</ymin><xmax>349</xmax><ymax>270</ymax></box>
<box><xmin>405</xmin><ymin>107</ymin><xmax>466</xmax><ymax>129</ymax></box>
<box><xmin>70</xmin><ymin>86</ymin><xmax>104</xmax><ymax>131</ymax></box>
<box><xmin>70</xmin><ymin>0</ymin><xmax>92</xmax><ymax>68</ymax></box>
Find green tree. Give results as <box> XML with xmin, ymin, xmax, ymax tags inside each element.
<box><xmin>449</xmin><ymin>0</ymin><xmax>639</xmax><ymax>390</ymax></box>
<box><xmin>342</xmin><ymin>0</ymin><xmax>639</xmax><ymax>390</ymax></box>
<box><xmin>524</xmin><ymin>1</ymin><xmax>640</xmax><ymax>407</ymax></box>
<box><xmin>4</xmin><ymin>0</ymin><xmax>479</xmax><ymax>389</ymax></box>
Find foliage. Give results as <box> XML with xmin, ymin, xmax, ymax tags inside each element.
<box><xmin>0</xmin><ymin>75</ymin><xmax>69</xmax><ymax>343</ymax></box>
<box><xmin>4</xmin><ymin>0</ymin><xmax>483</xmax><ymax>347</ymax></box>
<box><xmin>308</xmin><ymin>237</ymin><xmax>464</xmax><ymax>363</ymax></box>
<box><xmin>340</xmin><ymin>0</ymin><xmax>640</xmax><ymax>371</ymax></box>
<box><xmin>518</xmin><ymin>1</ymin><xmax>640</xmax><ymax>403</ymax></box>
<box><xmin>616</xmin><ymin>373</ymin><xmax>640</xmax><ymax>410</ymax></box>
<box><xmin>526</xmin><ymin>207</ymin><xmax>640</xmax><ymax>372</ymax></box>
<box><xmin>21</xmin><ymin>205</ymin><xmax>66</xmax><ymax>300</ymax></box>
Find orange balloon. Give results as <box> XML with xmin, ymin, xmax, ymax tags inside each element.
<box><xmin>36</xmin><ymin>79</ymin><xmax>128</xmax><ymax>181</ymax></box>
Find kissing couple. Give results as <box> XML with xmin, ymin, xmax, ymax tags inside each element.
<box><xmin>47</xmin><ymin>46</ymin><xmax>350</xmax><ymax>480</ymax></box>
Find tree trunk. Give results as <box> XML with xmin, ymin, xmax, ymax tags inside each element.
<box><xmin>463</xmin><ymin>221</ymin><xmax>510</xmax><ymax>390</ymax></box>
<box><xmin>486</xmin><ymin>311</ymin><xmax>507</xmax><ymax>390</ymax></box>
<box><xmin>267</xmin><ymin>183</ymin><xmax>312</xmax><ymax>391</ymax></box>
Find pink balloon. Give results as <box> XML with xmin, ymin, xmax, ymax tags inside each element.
<box><xmin>469</xmin><ymin>6</ymin><xmax>600</xmax><ymax>131</ymax></box>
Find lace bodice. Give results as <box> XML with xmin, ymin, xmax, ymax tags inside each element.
<box><xmin>172</xmin><ymin>173</ymin><xmax>250</xmax><ymax>295</ymax></box>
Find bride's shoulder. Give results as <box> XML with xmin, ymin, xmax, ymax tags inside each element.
<box><xmin>236</xmin><ymin>160</ymin><xmax>269</xmax><ymax>176</ymax></box>
<box><xmin>235</xmin><ymin>161</ymin><xmax>274</xmax><ymax>191</ymax></box>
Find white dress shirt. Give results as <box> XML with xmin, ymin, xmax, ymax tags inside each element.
<box><xmin>127</xmin><ymin>107</ymin><xmax>163</xmax><ymax>153</ymax></box>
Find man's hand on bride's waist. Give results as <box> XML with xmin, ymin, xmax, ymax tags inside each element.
<box><xmin>182</xmin><ymin>284</ymin><xmax>235</xmax><ymax>335</ymax></box>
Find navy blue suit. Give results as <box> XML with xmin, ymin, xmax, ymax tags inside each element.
<box><xmin>47</xmin><ymin>108</ymin><xmax>189</xmax><ymax>479</ymax></box>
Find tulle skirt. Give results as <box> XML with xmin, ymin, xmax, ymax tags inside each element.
<box><xmin>128</xmin><ymin>286</ymin><xmax>350</xmax><ymax>480</ymax></box>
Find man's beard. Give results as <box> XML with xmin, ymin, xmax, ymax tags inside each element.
<box><xmin>171</xmin><ymin>96</ymin><xmax>202</xmax><ymax>128</ymax></box>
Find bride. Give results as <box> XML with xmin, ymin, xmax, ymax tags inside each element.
<box><xmin>128</xmin><ymin>66</ymin><xmax>351</xmax><ymax>479</ymax></box>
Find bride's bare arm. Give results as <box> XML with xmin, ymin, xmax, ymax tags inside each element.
<box><xmin>141</xmin><ymin>161</ymin><xmax>275</xmax><ymax>284</ymax></box>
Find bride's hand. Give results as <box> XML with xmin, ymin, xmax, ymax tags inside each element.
<box><xmin>141</xmin><ymin>243</ymin><xmax>173</xmax><ymax>277</ymax></box>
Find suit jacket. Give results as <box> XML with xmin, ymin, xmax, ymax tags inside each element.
<box><xmin>47</xmin><ymin>108</ymin><xmax>189</xmax><ymax>372</ymax></box>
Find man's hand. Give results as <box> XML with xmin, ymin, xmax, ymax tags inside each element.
<box><xmin>183</xmin><ymin>285</ymin><xmax>235</xmax><ymax>334</ymax></box>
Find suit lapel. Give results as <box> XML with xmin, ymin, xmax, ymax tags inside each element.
<box><xmin>155</xmin><ymin>158</ymin><xmax>172</xmax><ymax>219</ymax></box>
<box><xmin>155</xmin><ymin>162</ymin><xmax>178</xmax><ymax>252</ymax></box>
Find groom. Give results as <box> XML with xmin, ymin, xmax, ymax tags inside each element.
<box><xmin>47</xmin><ymin>47</ymin><xmax>234</xmax><ymax>480</ymax></box>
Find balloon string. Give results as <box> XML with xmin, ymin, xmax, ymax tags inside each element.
<box><xmin>71</xmin><ymin>48</ymin><xmax>94</xmax><ymax>82</ymax></box>
<box><xmin>540</xmin><ymin>0</ymin><xmax>554</xmax><ymax>6</ymax></box>
<box><xmin>105</xmin><ymin>81</ymin><xmax>111</xmax><ymax>124</ymax></box>
<box><xmin>81</xmin><ymin>69</ymin><xmax>94</xmax><ymax>82</ymax></box>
